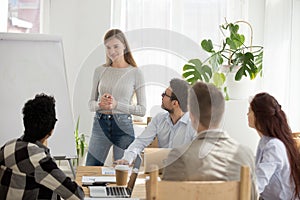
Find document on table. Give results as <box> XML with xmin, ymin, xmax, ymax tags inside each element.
<box><xmin>82</xmin><ymin>176</ymin><xmax>116</xmax><ymax>185</ymax></box>
<box><xmin>101</xmin><ymin>167</ymin><xmax>115</xmax><ymax>175</ymax></box>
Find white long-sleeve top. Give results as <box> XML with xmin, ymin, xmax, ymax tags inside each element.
<box><xmin>88</xmin><ymin>65</ymin><xmax>146</xmax><ymax>116</ymax></box>
<box><xmin>122</xmin><ymin>112</ymin><xmax>197</xmax><ymax>164</ymax></box>
<box><xmin>256</xmin><ymin>136</ymin><xmax>295</xmax><ymax>200</ymax></box>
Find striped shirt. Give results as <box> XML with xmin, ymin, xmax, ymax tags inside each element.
<box><xmin>0</xmin><ymin>137</ymin><xmax>84</xmax><ymax>200</ymax></box>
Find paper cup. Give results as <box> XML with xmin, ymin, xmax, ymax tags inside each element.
<box><xmin>115</xmin><ymin>165</ymin><xmax>129</xmax><ymax>186</ymax></box>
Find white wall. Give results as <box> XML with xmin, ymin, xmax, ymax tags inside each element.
<box><xmin>223</xmin><ymin>100</ymin><xmax>259</xmax><ymax>155</ymax></box>
<box><xmin>248</xmin><ymin>0</ymin><xmax>265</xmax><ymax>44</ymax></box>
<box><xmin>48</xmin><ymin>0</ymin><xmax>111</xmax><ymax>136</ymax></box>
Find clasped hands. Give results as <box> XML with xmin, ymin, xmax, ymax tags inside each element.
<box><xmin>98</xmin><ymin>93</ymin><xmax>117</xmax><ymax>110</ymax></box>
<box><xmin>113</xmin><ymin>159</ymin><xmax>131</xmax><ymax>166</ymax></box>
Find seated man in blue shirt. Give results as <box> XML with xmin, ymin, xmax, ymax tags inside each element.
<box><xmin>114</xmin><ymin>78</ymin><xmax>196</xmax><ymax>165</ymax></box>
<box><xmin>0</xmin><ymin>94</ymin><xmax>84</xmax><ymax>200</ymax></box>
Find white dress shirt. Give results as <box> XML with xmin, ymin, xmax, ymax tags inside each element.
<box><xmin>122</xmin><ymin>111</ymin><xmax>196</xmax><ymax>164</ymax></box>
<box><xmin>256</xmin><ymin>136</ymin><xmax>295</xmax><ymax>200</ymax></box>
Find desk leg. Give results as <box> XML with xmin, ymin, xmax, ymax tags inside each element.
<box><xmin>54</xmin><ymin>157</ymin><xmax>76</xmax><ymax>179</ymax></box>
<box><xmin>67</xmin><ymin>158</ymin><xmax>76</xmax><ymax>179</ymax></box>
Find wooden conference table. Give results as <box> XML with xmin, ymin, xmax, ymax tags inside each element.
<box><xmin>75</xmin><ymin>166</ymin><xmax>147</xmax><ymax>199</ymax></box>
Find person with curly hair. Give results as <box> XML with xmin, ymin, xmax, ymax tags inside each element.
<box><xmin>0</xmin><ymin>94</ymin><xmax>84</xmax><ymax>200</ymax></box>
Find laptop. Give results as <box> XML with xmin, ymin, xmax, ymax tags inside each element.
<box><xmin>88</xmin><ymin>157</ymin><xmax>141</xmax><ymax>198</ymax></box>
<box><xmin>143</xmin><ymin>148</ymin><xmax>171</xmax><ymax>174</ymax></box>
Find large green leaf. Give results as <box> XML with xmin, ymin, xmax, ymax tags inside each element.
<box><xmin>225</xmin><ymin>23</ymin><xmax>245</xmax><ymax>50</ymax></box>
<box><xmin>234</xmin><ymin>52</ymin><xmax>256</xmax><ymax>81</ymax></box>
<box><xmin>201</xmin><ymin>39</ymin><xmax>214</xmax><ymax>53</ymax></box>
<box><xmin>182</xmin><ymin>59</ymin><xmax>212</xmax><ymax>84</ymax></box>
<box><xmin>232</xmin><ymin>34</ymin><xmax>245</xmax><ymax>48</ymax></box>
<box><xmin>208</xmin><ymin>52</ymin><xmax>223</xmax><ymax>72</ymax></box>
<box><xmin>226</xmin><ymin>34</ymin><xmax>245</xmax><ymax>50</ymax></box>
<box><xmin>254</xmin><ymin>50</ymin><xmax>263</xmax><ymax>77</ymax></box>
<box><xmin>212</xmin><ymin>72</ymin><xmax>226</xmax><ymax>88</ymax></box>
<box><xmin>228</xmin><ymin>23</ymin><xmax>239</xmax><ymax>34</ymax></box>
<box><xmin>188</xmin><ymin>58</ymin><xmax>202</xmax><ymax>67</ymax></box>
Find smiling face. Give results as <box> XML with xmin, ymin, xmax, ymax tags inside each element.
<box><xmin>247</xmin><ymin>106</ymin><xmax>255</xmax><ymax>128</ymax></box>
<box><xmin>105</xmin><ymin>37</ymin><xmax>125</xmax><ymax>63</ymax></box>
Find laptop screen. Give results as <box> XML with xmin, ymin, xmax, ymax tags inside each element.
<box><xmin>127</xmin><ymin>155</ymin><xmax>141</xmax><ymax>191</ymax></box>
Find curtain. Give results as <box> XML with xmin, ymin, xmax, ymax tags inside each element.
<box><xmin>263</xmin><ymin>0</ymin><xmax>300</xmax><ymax>131</ymax></box>
<box><xmin>111</xmin><ymin>0</ymin><xmax>249</xmax><ymax>117</ymax></box>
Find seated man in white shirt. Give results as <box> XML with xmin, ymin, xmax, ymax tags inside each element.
<box><xmin>114</xmin><ymin>78</ymin><xmax>196</xmax><ymax>165</ymax></box>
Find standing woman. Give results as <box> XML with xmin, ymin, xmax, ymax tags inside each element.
<box><xmin>86</xmin><ymin>29</ymin><xmax>146</xmax><ymax>166</ymax></box>
<box><xmin>248</xmin><ymin>92</ymin><xmax>300</xmax><ymax>200</ymax></box>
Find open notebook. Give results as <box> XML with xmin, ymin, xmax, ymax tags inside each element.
<box><xmin>88</xmin><ymin>157</ymin><xmax>141</xmax><ymax>198</ymax></box>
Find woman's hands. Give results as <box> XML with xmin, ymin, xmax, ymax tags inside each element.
<box><xmin>98</xmin><ymin>93</ymin><xmax>117</xmax><ymax>110</ymax></box>
<box><xmin>113</xmin><ymin>159</ymin><xmax>130</xmax><ymax>166</ymax></box>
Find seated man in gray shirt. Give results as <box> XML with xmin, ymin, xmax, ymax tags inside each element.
<box><xmin>162</xmin><ymin>82</ymin><xmax>258</xmax><ymax>200</ymax></box>
<box><xmin>114</xmin><ymin>78</ymin><xmax>196</xmax><ymax>165</ymax></box>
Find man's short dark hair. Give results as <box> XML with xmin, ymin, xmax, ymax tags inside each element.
<box><xmin>22</xmin><ymin>93</ymin><xmax>57</xmax><ymax>142</ymax></box>
<box><xmin>169</xmin><ymin>78</ymin><xmax>190</xmax><ymax>112</ymax></box>
<box><xmin>189</xmin><ymin>82</ymin><xmax>224</xmax><ymax>128</ymax></box>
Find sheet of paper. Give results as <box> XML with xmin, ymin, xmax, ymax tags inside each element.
<box><xmin>82</xmin><ymin>176</ymin><xmax>116</xmax><ymax>184</ymax></box>
<box><xmin>101</xmin><ymin>167</ymin><xmax>115</xmax><ymax>175</ymax></box>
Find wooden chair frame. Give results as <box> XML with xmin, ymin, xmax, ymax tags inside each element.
<box><xmin>293</xmin><ymin>132</ymin><xmax>300</xmax><ymax>149</ymax></box>
<box><xmin>146</xmin><ymin>165</ymin><xmax>251</xmax><ymax>200</ymax></box>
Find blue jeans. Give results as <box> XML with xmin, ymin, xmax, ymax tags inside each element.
<box><xmin>86</xmin><ymin>113</ymin><xmax>135</xmax><ymax>166</ymax></box>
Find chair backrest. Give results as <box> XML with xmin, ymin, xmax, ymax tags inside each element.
<box><xmin>146</xmin><ymin>165</ymin><xmax>251</xmax><ymax>200</ymax></box>
<box><xmin>146</xmin><ymin>117</ymin><xmax>159</xmax><ymax>148</ymax></box>
<box><xmin>143</xmin><ymin>148</ymin><xmax>171</xmax><ymax>174</ymax></box>
<box><xmin>293</xmin><ymin>132</ymin><xmax>300</xmax><ymax>149</ymax></box>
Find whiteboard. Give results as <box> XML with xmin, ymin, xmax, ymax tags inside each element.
<box><xmin>0</xmin><ymin>33</ymin><xmax>77</xmax><ymax>158</ymax></box>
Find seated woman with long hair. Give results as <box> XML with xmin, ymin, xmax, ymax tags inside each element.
<box><xmin>248</xmin><ymin>92</ymin><xmax>300</xmax><ymax>200</ymax></box>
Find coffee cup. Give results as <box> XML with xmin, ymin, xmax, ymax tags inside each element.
<box><xmin>115</xmin><ymin>165</ymin><xmax>129</xmax><ymax>186</ymax></box>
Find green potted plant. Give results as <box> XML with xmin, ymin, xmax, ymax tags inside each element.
<box><xmin>182</xmin><ymin>19</ymin><xmax>263</xmax><ymax>100</ymax></box>
<box><xmin>74</xmin><ymin>116</ymin><xmax>88</xmax><ymax>166</ymax></box>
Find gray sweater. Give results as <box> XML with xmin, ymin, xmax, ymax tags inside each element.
<box><xmin>88</xmin><ymin>65</ymin><xmax>146</xmax><ymax>116</ymax></box>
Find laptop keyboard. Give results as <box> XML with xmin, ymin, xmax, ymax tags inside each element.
<box><xmin>106</xmin><ymin>186</ymin><xmax>129</xmax><ymax>197</ymax></box>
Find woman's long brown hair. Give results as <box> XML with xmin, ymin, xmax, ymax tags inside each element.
<box><xmin>250</xmin><ymin>92</ymin><xmax>300</xmax><ymax>199</ymax></box>
<box><xmin>103</xmin><ymin>29</ymin><xmax>137</xmax><ymax>67</ymax></box>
